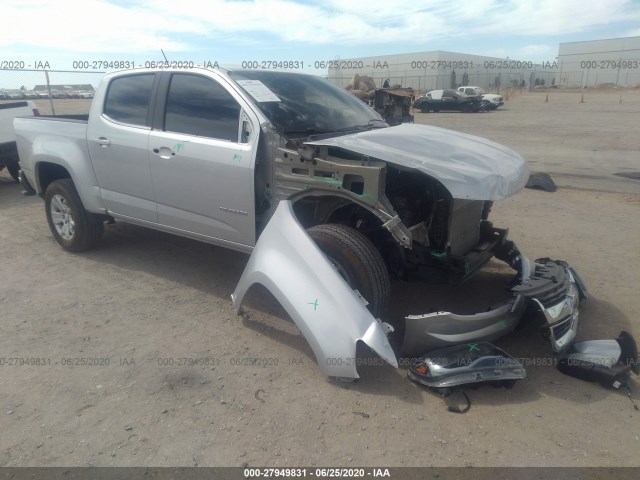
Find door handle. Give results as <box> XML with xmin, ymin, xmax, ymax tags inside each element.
<box><xmin>152</xmin><ymin>146</ymin><xmax>175</xmax><ymax>159</ymax></box>
<box><xmin>94</xmin><ymin>137</ymin><xmax>111</xmax><ymax>147</ymax></box>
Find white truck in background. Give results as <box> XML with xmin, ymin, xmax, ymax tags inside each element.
<box><xmin>0</xmin><ymin>100</ymin><xmax>39</xmax><ymax>181</ymax></box>
<box><xmin>457</xmin><ymin>86</ymin><xmax>504</xmax><ymax>109</ymax></box>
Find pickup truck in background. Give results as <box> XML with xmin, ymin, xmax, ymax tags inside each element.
<box><xmin>0</xmin><ymin>100</ymin><xmax>39</xmax><ymax>181</ymax></box>
<box><xmin>14</xmin><ymin>68</ymin><xmax>586</xmax><ymax>378</ymax></box>
<box><xmin>457</xmin><ymin>86</ymin><xmax>504</xmax><ymax>109</ymax></box>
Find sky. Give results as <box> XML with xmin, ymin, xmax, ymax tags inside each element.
<box><xmin>1</xmin><ymin>0</ymin><xmax>640</xmax><ymax>74</ymax></box>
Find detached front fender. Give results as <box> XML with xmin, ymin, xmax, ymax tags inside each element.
<box><xmin>231</xmin><ymin>201</ymin><xmax>398</xmax><ymax>378</ymax></box>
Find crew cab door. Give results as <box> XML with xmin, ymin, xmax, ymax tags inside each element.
<box><xmin>87</xmin><ymin>73</ymin><xmax>159</xmax><ymax>222</ymax></box>
<box><xmin>148</xmin><ymin>72</ymin><xmax>258</xmax><ymax>247</ymax></box>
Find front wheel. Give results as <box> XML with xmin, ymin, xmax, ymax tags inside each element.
<box><xmin>307</xmin><ymin>224</ymin><xmax>390</xmax><ymax>317</ymax></box>
<box><xmin>45</xmin><ymin>178</ymin><xmax>104</xmax><ymax>252</ymax></box>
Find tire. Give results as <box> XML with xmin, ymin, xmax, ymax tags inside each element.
<box><xmin>6</xmin><ymin>157</ymin><xmax>20</xmax><ymax>182</ymax></box>
<box><xmin>420</xmin><ymin>104</ymin><xmax>429</xmax><ymax>113</ymax></box>
<box><xmin>307</xmin><ymin>224</ymin><xmax>390</xmax><ymax>317</ymax></box>
<box><xmin>45</xmin><ymin>178</ymin><xmax>104</xmax><ymax>252</ymax></box>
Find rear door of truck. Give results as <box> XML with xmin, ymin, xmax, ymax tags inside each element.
<box><xmin>86</xmin><ymin>72</ymin><xmax>159</xmax><ymax>222</ymax></box>
<box><xmin>147</xmin><ymin>71</ymin><xmax>259</xmax><ymax>247</ymax></box>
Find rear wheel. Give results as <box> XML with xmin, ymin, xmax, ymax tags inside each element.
<box><xmin>420</xmin><ymin>104</ymin><xmax>429</xmax><ymax>113</ymax></box>
<box><xmin>45</xmin><ymin>178</ymin><xmax>104</xmax><ymax>252</ymax></box>
<box><xmin>307</xmin><ymin>224</ymin><xmax>390</xmax><ymax>317</ymax></box>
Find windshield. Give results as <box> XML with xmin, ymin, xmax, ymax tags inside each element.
<box><xmin>228</xmin><ymin>71</ymin><xmax>385</xmax><ymax>137</ymax></box>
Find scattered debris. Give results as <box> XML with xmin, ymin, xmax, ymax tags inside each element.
<box><xmin>557</xmin><ymin>331</ymin><xmax>640</xmax><ymax>389</ymax></box>
<box><xmin>446</xmin><ymin>391</ymin><xmax>471</xmax><ymax>414</ymax></box>
<box><xmin>526</xmin><ymin>172</ymin><xmax>557</xmax><ymax>192</ymax></box>
<box><xmin>353</xmin><ymin>411</ymin><xmax>370</xmax><ymax>419</ymax></box>
<box><xmin>254</xmin><ymin>389</ymin><xmax>266</xmax><ymax>403</ymax></box>
<box><xmin>408</xmin><ymin>343</ymin><xmax>526</xmax><ymax>390</ymax></box>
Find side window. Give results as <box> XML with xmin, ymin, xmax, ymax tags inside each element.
<box><xmin>442</xmin><ymin>91</ymin><xmax>453</xmax><ymax>99</ymax></box>
<box><xmin>104</xmin><ymin>74</ymin><xmax>155</xmax><ymax>126</ymax></box>
<box><xmin>465</xmin><ymin>88</ymin><xmax>474</xmax><ymax>95</ymax></box>
<box><xmin>165</xmin><ymin>74</ymin><xmax>241</xmax><ymax>142</ymax></box>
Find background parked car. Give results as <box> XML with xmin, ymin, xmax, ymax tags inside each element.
<box><xmin>4</xmin><ymin>90</ymin><xmax>25</xmax><ymax>100</ymax></box>
<box><xmin>412</xmin><ymin>89</ymin><xmax>487</xmax><ymax>113</ymax></box>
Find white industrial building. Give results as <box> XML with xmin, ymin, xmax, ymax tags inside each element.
<box><xmin>327</xmin><ymin>36</ymin><xmax>640</xmax><ymax>92</ymax></box>
<box><xmin>327</xmin><ymin>50</ymin><xmax>556</xmax><ymax>93</ymax></box>
<box><xmin>556</xmin><ymin>36</ymin><xmax>640</xmax><ymax>88</ymax></box>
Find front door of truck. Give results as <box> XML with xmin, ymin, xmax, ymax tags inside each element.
<box><xmin>148</xmin><ymin>72</ymin><xmax>258</xmax><ymax>248</ymax></box>
<box><xmin>87</xmin><ymin>73</ymin><xmax>158</xmax><ymax>222</ymax></box>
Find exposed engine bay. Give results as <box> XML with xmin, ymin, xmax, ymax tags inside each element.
<box><xmin>235</xmin><ymin>123</ymin><xmax>587</xmax><ymax>377</ymax></box>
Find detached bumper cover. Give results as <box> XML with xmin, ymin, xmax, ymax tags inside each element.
<box><xmin>403</xmin><ymin>257</ymin><xmax>587</xmax><ymax>355</ymax></box>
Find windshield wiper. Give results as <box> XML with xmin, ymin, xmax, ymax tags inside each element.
<box><xmin>283</xmin><ymin>128</ymin><xmax>323</xmax><ymax>136</ymax></box>
<box><xmin>335</xmin><ymin>119</ymin><xmax>387</xmax><ymax>133</ymax></box>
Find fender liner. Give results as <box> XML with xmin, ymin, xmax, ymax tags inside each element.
<box><xmin>231</xmin><ymin>200</ymin><xmax>398</xmax><ymax>378</ymax></box>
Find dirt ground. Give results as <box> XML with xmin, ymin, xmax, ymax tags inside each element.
<box><xmin>1</xmin><ymin>91</ymin><xmax>639</xmax><ymax>468</ymax></box>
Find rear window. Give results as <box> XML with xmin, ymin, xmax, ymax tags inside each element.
<box><xmin>104</xmin><ymin>74</ymin><xmax>155</xmax><ymax>126</ymax></box>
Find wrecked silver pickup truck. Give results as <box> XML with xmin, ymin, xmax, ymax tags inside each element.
<box><xmin>14</xmin><ymin>68</ymin><xmax>587</xmax><ymax>378</ymax></box>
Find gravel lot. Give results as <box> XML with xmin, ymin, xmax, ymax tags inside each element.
<box><xmin>1</xmin><ymin>91</ymin><xmax>639</xmax><ymax>468</ymax></box>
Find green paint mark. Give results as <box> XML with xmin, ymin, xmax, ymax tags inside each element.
<box><xmin>312</xmin><ymin>177</ymin><xmax>341</xmax><ymax>185</ymax></box>
<box><xmin>174</xmin><ymin>141</ymin><xmax>190</xmax><ymax>153</ymax></box>
<box><xmin>232</xmin><ymin>153</ymin><xmax>242</xmax><ymax>162</ymax></box>
<box><xmin>431</xmin><ymin>251</ymin><xmax>446</xmax><ymax>258</ymax></box>
<box><xmin>468</xmin><ymin>343</ymin><xmax>479</xmax><ymax>352</ymax></box>
<box><xmin>308</xmin><ymin>299</ymin><xmax>319</xmax><ymax>311</ymax></box>
<box><xmin>498</xmin><ymin>320</ymin><xmax>508</xmax><ymax>330</ymax></box>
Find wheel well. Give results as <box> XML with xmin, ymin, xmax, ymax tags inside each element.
<box><xmin>292</xmin><ymin>195</ymin><xmax>402</xmax><ymax>276</ymax></box>
<box><xmin>292</xmin><ymin>195</ymin><xmax>382</xmax><ymax>231</ymax></box>
<box><xmin>37</xmin><ymin>162</ymin><xmax>71</xmax><ymax>194</ymax></box>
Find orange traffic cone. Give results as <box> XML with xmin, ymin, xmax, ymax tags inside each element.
<box><xmin>545</xmin><ymin>94</ymin><xmax>548</xmax><ymax>102</ymax></box>
<box><xmin>580</xmin><ymin>94</ymin><xmax>584</xmax><ymax>103</ymax></box>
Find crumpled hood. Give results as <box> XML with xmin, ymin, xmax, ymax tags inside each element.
<box><xmin>305</xmin><ymin>123</ymin><xmax>529</xmax><ymax>200</ymax></box>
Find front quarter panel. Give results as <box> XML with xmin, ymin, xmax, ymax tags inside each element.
<box><xmin>231</xmin><ymin>200</ymin><xmax>398</xmax><ymax>378</ymax></box>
